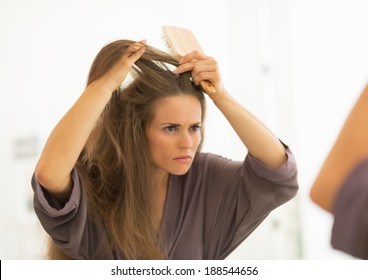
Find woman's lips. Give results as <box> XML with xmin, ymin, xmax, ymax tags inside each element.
<box><xmin>173</xmin><ymin>155</ymin><xmax>192</xmax><ymax>163</ymax></box>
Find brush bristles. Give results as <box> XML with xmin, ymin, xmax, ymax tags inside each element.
<box><xmin>161</xmin><ymin>34</ymin><xmax>181</xmax><ymax>62</ymax></box>
<box><xmin>162</xmin><ymin>25</ymin><xmax>204</xmax><ymax>56</ymax></box>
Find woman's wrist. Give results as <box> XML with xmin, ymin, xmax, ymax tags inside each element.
<box><xmin>85</xmin><ymin>79</ymin><xmax>116</xmax><ymax>99</ymax></box>
<box><xmin>209</xmin><ymin>90</ymin><xmax>236</xmax><ymax>109</ymax></box>
<box><xmin>208</xmin><ymin>89</ymin><xmax>231</xmax><ymax>103</ymax></box>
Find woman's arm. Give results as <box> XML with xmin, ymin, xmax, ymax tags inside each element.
<box><xmin>174</xmin><ymin>51</ymin><xmax>287</xmax><ymax>169</ymax></box>
<box><xmin>310</xmin><ymin>84</ymin><xmax>368</xmax><ymax>212</ymax></box>
<box><xmin>34</xmin><ymin>42</ymin><xmax>145</xmax><ymax>202</ymax></box>
<box><xmin>209</xmin><ymin>92</ymin><xmax>287</xmax><ymax>169</ymax></box>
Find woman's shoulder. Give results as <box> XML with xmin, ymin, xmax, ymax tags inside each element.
<box><xmin>336</xmin><ymin>158</ymin><xmax>368</xmax><ymax>202</ymax></box>
<box><xmin>350</xmin><ymin>158</ymin><xmax>368</xmax><ymax>173</ymax></box>
<box><xmin>194</xmin><ymin>152</ymin><xmax>239</xmax><ymax>163</ymax></box>
<box><xmin>192</xmin><ymin>152</ymin><xmax>242</xmax><ymax>170</ymax></box>
<box><xmin>331</xmin><ymin>157</ymin><xmax>368</xmax><ymax>259</ymax></box>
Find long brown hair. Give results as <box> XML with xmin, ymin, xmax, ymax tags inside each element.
<box><xmin>47</xmin><ymin>40</ymin><xmax>206</xmax><ymax>259</ymax></box>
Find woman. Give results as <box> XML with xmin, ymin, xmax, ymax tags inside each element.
<box><xmin>32</xmin><ymin>39</ymin><xmax>298</xmax><ymax>259</ymax></box>
<box><xmin>310</xmin><ymin>84</ymin><xmax>368</xmax><ymax>259</ymax></box>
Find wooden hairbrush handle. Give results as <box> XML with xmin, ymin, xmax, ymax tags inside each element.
<box><xmin>200</xmin><ymin>80</ymin><xmax>217</xmax><ymax>95</ymax></box>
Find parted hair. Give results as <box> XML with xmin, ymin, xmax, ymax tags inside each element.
<box><xmin>47</xmin><ymin>40</ymin><xmax>206</xmax><ymax>259</ymax></box>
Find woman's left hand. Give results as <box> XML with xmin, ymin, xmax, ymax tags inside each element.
<box><xmin>173</xmin><ymin>51</ymin><xmax>226</xmax><ymax>96</ymax></box>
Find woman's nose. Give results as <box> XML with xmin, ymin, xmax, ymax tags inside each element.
<box><xmin>178</xmin><ymin>131</ymin><xmax>193</xmax><ymax>148</ymax></box>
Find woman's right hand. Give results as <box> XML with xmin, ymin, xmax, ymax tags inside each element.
<box><xmin>93</xmin><ymin>41</ymin><xmax>146</xmax><ymax>94</ymax></box>
<box><xmin>34</xmin><ymin>41</ymin><xmax>146</xmax><ymax>202</ymax></box>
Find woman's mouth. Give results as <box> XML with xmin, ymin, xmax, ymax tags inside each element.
<box><xmin>173</xmin><ymin>155</ymin><xmax>192</xmax><ymax>163</ymax></box>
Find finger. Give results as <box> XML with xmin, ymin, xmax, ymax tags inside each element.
<box><xmin>179</xmin><ymin>50</ymin><xmax>210</xmax><ymax>64</ymax></box>
<box><xmin>125</xmin><ymin>40</ymin><xmax>146</xmax><ymax>58</ymax></box>
<box><xmin>192</xmin><ymin>71</ymin><xmax>219</xmax><ymax>86</ymax></box>
<box><xmin>128</xmin><ymin>44</ymin><xmax>145</xmax><ymax>62</ymax></box>
<box><xmin>191</xmin><ymin>61</ymin><xmax>218</xmax><ymax>77</ymax></box>
<box><xmin>173</xmin><ymin>62</ymin><xmax>195</xmax><ymax>74</ymax></box>
<box><xmin>174</xmin><ymin>57</ymin><xmax>216</xmax><ymax>74</ymax></box>
<box><xmin>193</xmin><ymin>72</ymin><xmax>224</xmax><ymax>95</ymax></box>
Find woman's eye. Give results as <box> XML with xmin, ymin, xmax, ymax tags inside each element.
<box><xmin>164</xmin><ymin>126</ymin><xmax>177</xmax><ymax>133</ymax></box>
<box><xmin>190</xmin><ymin>125</ymin><xmax>201</xmax><ymax>132</ymax></box>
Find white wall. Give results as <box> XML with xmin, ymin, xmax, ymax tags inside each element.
<box><xmin>290</xmin><ymin>0</ymin><xmax>368</xmax><ymax>259</ymax></box>
<box><xmin>1</xmin><ymin>0</ymin><xmax>367</xmax><ymax>260</ymax></box>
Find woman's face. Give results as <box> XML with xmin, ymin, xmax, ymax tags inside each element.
<box><xmin>147</xmin><ymin>95</ymin><xmax>202</xmax><ymax>176</ymax></box>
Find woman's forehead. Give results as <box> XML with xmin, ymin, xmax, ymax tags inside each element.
<box><xmin>152</xmin><ymin>95</ymin><xmax>202</xmax><ymax>123</ymax></box>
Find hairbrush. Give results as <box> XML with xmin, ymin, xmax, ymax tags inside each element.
<box><xmin>162</xmin><ymin>25</ymin><xmax>216</xmax><ymax>95</ymax></box>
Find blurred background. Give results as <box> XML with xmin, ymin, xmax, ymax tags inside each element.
<box><xmin>1</xmin><ymin>0</ymin><xmax>367</xmax><ymax>259</ymax></box>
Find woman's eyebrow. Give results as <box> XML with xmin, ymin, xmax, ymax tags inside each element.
<box><xmin>160</xmin><ymin>122</ymin><xmax>180</xmax><ymax>126</ymax></box>
<box><xmin>159</xmin><ymin>122</ymin><xmax>202</xmax><ymax>126</ymax></box>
